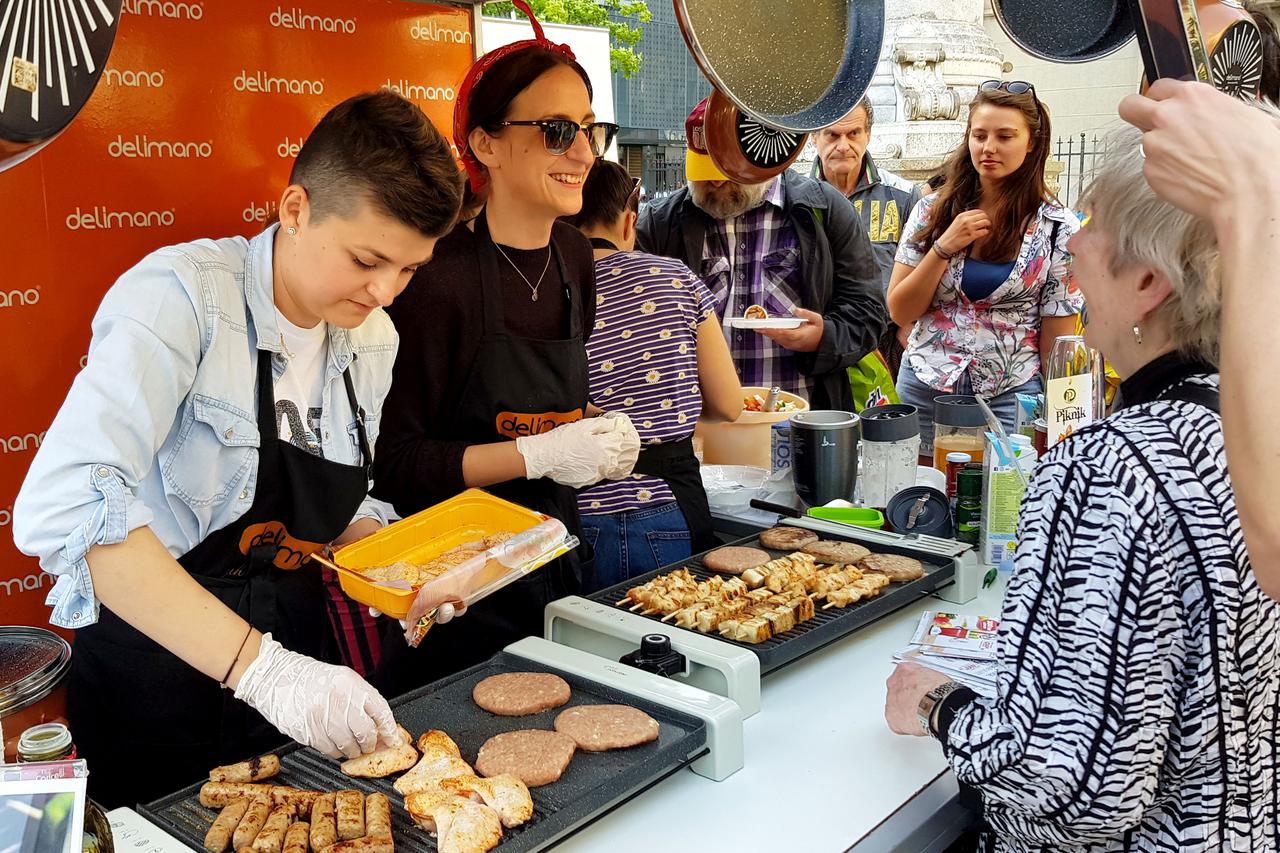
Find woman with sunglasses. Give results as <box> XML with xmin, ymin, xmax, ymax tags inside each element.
<box><xmin>563</xmin><ymin>160</ymin><xmax>743</xmax><ymax>590</ymax></box>
<box><xmin>887</xmin><ymin>81</ymin><xmax>1082</xmax><ymax>452</ymax></box>
<box><xmin>370</xmin><ymin>7</ymin><xmax>640</xmax><ymax>692</ymax></box>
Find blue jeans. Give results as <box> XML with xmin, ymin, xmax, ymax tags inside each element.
<box><xmin>897</xmin><ymin>369</ymin><xmax>1043</xmax><ymax>454</ymax></box>
<box><xmin>579</xmin><ymin>501</ymin><xmax>692</xmax><ymax>593</ymax></box>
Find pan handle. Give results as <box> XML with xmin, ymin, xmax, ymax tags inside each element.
<box><xmin>749</xmin><ymin>498</ymin><xmax>804</xmax><ymax>518</ymax></box>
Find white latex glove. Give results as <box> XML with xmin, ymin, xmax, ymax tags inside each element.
<box><xmin>233</xmin><ymin>633</ymin><xmax>399</xmax><ymax>760</ymax></box>
<box><xmin>516</xmin><ymin>415</ymin><xmax>641</xmax><ymax>488</ymax></box>
<box><xmin>368</xmin><ymin>601</ymin><xmax>459</xmax><ymax>628</ymax></box>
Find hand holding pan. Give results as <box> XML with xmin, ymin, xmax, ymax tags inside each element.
<box><xmin>0</xmin><ymin>1</ymin><xmax>123</xmax><ymax>172</ymax></box>
<box><xmin>703</xmin><ymin>88</ymin><xmax>810</xmax><ymax>185</ymax></box>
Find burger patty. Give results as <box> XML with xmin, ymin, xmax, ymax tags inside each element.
<box><xmin>553</xmin><ymin>704</ymin><xmax>660</xmax><ymax>752</ymax></box>
<box><xmin>473</xmin><ymin>672</ymin><xmax>572</xmax><ymax>716</ymax></box>
<box><xmin>702</xmin><ymin>546</ymin><xmax>772</xmax><ymax>575</ymax></box>
<box><xmin>757</xmin><ymin>526</ymin><xmax>820</xmax><ymax>551</ymax></box>
<box><xmin>857</xmin><ymin>553</ymin><xmax>925</xmax><ymax>582</ymax></box>
<box><xmin>475</xmin><ymin>730</ymin><xmax>577</xmax><ymax>787</ymax></box>
<box><xmin>802</xmin><ymin>540</ymin><xmax>872</xmax><ymax>565</ymax></box>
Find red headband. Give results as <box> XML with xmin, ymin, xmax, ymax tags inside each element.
<box><xmin>454</xmin><ymin>0</ymin><xmax>577</xmax><ymax>193</ymax></box>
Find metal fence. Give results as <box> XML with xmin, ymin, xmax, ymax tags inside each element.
<box><xmin>1053</xmin><ymin>133</ymin><xmax>1107</xmax><ymax>210</ymax></box>
<box><xmin>644</xmin><ymin>155</ymin><xmax>687</xmax><ymax>201</ymax></box>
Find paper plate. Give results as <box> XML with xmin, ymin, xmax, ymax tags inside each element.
<box><xmin>726</xmin><ymin>317</ymin><xmax>804</xmax><ymax>330</ymax></box>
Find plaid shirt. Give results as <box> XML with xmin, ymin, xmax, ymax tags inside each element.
<box><xmin>699</xmin><ymin>178</ymin><xmax>813</xmax><ymax>399</ymax></box>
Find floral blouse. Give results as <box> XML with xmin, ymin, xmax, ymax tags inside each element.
<box><xmin>895</xmin><ymin>195</ymin><xmax>1083</xmax><ymax>397</ymax></box>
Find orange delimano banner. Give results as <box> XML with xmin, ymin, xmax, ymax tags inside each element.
<box><xmin>0</xmin><ymin>0</ymin><xmax>476</xmax><ymax>631</ymax></box>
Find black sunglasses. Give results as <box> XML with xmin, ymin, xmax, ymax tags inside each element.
<box><xmin>498</xmin><ymin>119</ymin><xmax>620</xmax><ymax>157</ymax></box>
<box><xmin>980</xmin><ymin>80</ymin><xmax>1035</xmax><ymax>96</ymax></box>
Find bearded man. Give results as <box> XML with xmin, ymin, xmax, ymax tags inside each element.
<box><xmin>637</xmin><ymin>97</ymin><xmax>886</xmax><ymax>409</ymax></box>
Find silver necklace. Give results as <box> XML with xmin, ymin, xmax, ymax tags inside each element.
<box><xmin>494</xmin><ymin>242</ymin><xmax>552</xmax><ymax>302</ymax></box>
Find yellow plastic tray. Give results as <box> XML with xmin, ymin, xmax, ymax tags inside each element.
<box><xmin>330</xmin><ymin>489</ymin><xmax>550</xmax><ymax>619</ymax></box>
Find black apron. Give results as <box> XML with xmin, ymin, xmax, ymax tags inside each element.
<box><xmin>374</xmin><ymin>211</ymin><xmax>591</xmax><ymax>698</ymax></box>
<box><xmin>68</xmin><ymin>347</ymin><xmax>373</xmax><ymax>808</ymax></box>
<box><xmin>586</xmin><ymin>238</ymin><xmax>716</xmax><ymax>554</ymax></box>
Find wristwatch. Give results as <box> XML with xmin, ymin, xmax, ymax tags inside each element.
<box><xmin>917</xmin><ymin>681</ymin><xmax>965</xmax><ymax>737</ymax></box>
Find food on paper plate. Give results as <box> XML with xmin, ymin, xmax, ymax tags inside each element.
<box><xmin>553</xmin><ymin>704</ymin><xmax>660</xmax><ymax>752</ymax></box>
<box><xmin>743</xmin><ymin>393</ymin><xmax>800</xmax><ymax>413</ymax></box>
<box><xmin>744</xmin><ymin>304</ymin><xmax>769</xmax><ymax>319</ymax></box>
<box><xmin>340</xmin><ymin>725</ymin><xmax>418</xmax><ymax>778</ymax></box>
<box><xmin>210</xmin><ymin>755</ymin><xmax>281</xmax><ymax>784</ymax></box>
<box><xmin>475</xmin><ymin>729</ymin><xmax>577</xmax><ymax>787</ymax></box>
<box><xmin>757</xmin><ymin>526</ymin><xmax>819</xmax><ymax>551</ymax></box>
<box><xmin>858</xmin><ymin>553</ymin><xmax>925</xmax><ymax>582</ymax></box>
<box><xmin>472</xmin><ymin>672</ymin><xmax>572</xmax><ymax>716</ymax></box>
<box><xmin>802</xmin><ymin>539</ymin><xmax>872</xmax><ymax>565</ymax></box>
<box><xmin>702</xmin><ymin>546</ymin><xmax>772</xmax><ymax>575</ymax></box>
<box><xmin>203</xmin><ymin>798</ymin><xmax>250</xmax><ymax>853</ymax></box>
<box><xmin>335</xmin><ymin>790</ymin><xmax>365</xmax><ymax>841</ymax></box>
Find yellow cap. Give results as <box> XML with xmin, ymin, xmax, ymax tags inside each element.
<box><xmin>686</xmin><ymin>148</ymin><xmax>729</xmax><ymax>182</ymax></box>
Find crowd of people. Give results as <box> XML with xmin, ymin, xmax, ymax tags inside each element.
<box><xmin>9</xmin><ymin>3</ymin><xmax>1280</xmax><ymax>848</ymax></box>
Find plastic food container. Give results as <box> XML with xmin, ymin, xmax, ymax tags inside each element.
<box><xmin>0</xmin><ymin>626</ymin><xmax>72</xmax><ymax>763</ymax></box>
<box><xmin>695</xmin><ymin>387</ymin><xmax>809</xmax><ymax>469</ymax></box>
<box><xmin>329</xmin><ymin>490</ymin><xmax>578</xmax><ymax>620</ymax></box>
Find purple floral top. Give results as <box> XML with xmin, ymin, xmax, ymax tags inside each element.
<box><xmin>895</xmin><ymin>196</ymin><xmax>1083</xmax><ymax>397</ymax></box>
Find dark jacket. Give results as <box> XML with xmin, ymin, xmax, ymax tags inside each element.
<box><xmin>637</xmin><ymin>169</ymin><xmax>887</xmax><ymax>411</ymax></box>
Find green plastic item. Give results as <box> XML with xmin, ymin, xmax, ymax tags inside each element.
<box><xmin>806</xmin><ymin>506</ymin><xmax>886</xmax><ymax>529</ymax></box>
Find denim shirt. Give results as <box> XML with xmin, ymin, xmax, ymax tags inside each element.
<box><xmin>12</xmin><ymin>224</ymin><xmax>397</xmax><ymax>629</ymax></box>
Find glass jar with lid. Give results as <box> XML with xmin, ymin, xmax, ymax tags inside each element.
<box><xmin>17</xmin><ymin>721</ymin><xmax>76</xmax><ymax>762</ymax></box>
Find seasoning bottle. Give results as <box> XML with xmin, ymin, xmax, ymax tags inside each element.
<box><xmin>955</xmin><ymin>467</ymin><xmax>983</xmax><ymax>545</ymax></box>
<box><xmin>945</xmin><ymin>451</ymin><xmax>971</xmax><ymax>501</ymax></box>
<box><xmin>17</xmin><ymin>722</ymin><xmax>76</xmax><ymax>762</ymax></box>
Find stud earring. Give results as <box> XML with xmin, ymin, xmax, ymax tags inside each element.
<box><xmin>1132</xmin><ymin>324</ymin><xmax>1143</xmax><ymax>345</ymax></box>
<box><xmin>287</xmin><ymin>226</ymin><xmax>298</xmax><ymax>236</ymax></box>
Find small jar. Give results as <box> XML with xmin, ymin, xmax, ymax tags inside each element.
<box><xmin>945</xmin><ymin>452</ymin><xmax>972</xmax><ymax>500</ymax></box>
<box><xmin>17</xmin><ymin>722</ymin><xmax>76</xmax><ymax>762</ymax></box>
<box><xmin>955</xmin><ymin>467</ymin><xmax>983</xmax><ymax>545</ymax></box>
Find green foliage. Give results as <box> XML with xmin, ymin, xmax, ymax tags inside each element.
<box><xmin>482</xmin><ymin>1</ymin><xmax>651</xmax><ymax>77</ymax></box>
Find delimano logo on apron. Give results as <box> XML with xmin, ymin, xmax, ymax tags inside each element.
<box><xmin>496</xmin><ymin>409</ymin><xmax>583</xmax><ymax>439</ymax></box>
<box><xmin>237</xmin><ymin>521</ymin><xmax>323</xmax><ymax>570</ymax></box>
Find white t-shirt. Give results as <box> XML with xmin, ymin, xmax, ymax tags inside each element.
<box><xmin>274</xmin><ymin>309</ymin><xmax>328</xmax><ymax>456</ymax></box>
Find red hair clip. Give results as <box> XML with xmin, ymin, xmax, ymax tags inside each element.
<box><xmin>454</xmin><ymin>0</ymin><xmax>578</xmax><ymax>193</ymax></box>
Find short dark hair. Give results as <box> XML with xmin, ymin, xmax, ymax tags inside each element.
<box><xmin>462</xmin><ymin>46</ymin><xmax>593</xmax><ymax>209</ymax></box>
<box><xmin>563</xmin><ymin>160</ymin><xmax>637</xmax><ymax>230</ymax></box>
<box><xmin>858</xmin><ymin>95</ymin><xmax>874</xmax><ymax>128</ymax></box>
<box><xmin>291</xmin><ymin>90</ymin><xmax>463</xmax><ymax>238</ymax></box>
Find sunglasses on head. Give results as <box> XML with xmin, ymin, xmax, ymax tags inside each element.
<box><xmin>498</xmin><ymin>118</ymin><xmax>620</xmax><ymax>157</ymax></box>
<box><xmin>626</xmin><ymin>176</ymin><xmax>642</xmax><ymax>207</ymax></box>
<box><xmin>980</xmin><ymin>80</ymin><xmax>1035</xmax><ymax>96</ymax></box>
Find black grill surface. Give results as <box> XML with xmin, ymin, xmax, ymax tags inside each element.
<box><xmin>140</xmin><ymin>650</ymin><xmax>708</xmax><ymax>851</ymax></box>
<box><xmin>589</xmin><ymin>529</ymin><xmax>955</xmax><ymax>673</ymax></box>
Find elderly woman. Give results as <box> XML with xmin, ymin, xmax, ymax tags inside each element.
<box><xmin>884</xmin><ymin>122</ymin><xmax>1280</xmax><ymax>850</ymax></box>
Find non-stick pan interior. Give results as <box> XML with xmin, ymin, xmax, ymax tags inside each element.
<box><xmin>992</xmin><ymin>0</ymin><xmax>1135</xmax><ymax>62</ymax></box>
<box><xmin>674</xmin><ymin>0</ymin><xmax>885</xmax><ymax>132</ymax></box>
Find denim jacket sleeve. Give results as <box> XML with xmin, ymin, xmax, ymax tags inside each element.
<box><xmin>12</xmin><ymin>250</ymin><xmax>203</xmax><ymax>628</ymax></box>
<box><xmin>347</xmin><ymin>321</ymin><xmax>399</xmax><ymax>529</ymax></box>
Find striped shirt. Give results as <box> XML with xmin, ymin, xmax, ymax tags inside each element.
<box><xmin>943</xmin><ymin>354</ymin><xmax>1279</xmax><ymax>851</ymax></box>
<box><xmin>578</xmin><ymin>251</ymin><xmax>715</xmax><ymax>515</ymax></box>
<box><xmin>698</xmin><ymin>178</ymin><xmax>812</xmax><ymax>399</ymax></box>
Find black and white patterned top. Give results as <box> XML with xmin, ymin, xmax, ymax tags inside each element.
<box><xmin>941</xmin><ymin>352</ymin><xmax>1280</xmax><ymax>852</ymax></box>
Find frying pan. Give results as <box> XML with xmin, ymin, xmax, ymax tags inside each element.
<box><xmin>672</xmin><ymin>0</ymin><xmax>884</xmax><ymax>133</ymax></box>
<box><xmin>703</xmin><ymin>88</ymin><xmax>810</xmax><ymax>184</ymax></box>
<box><xmin>0</xmin><ymin>0</ymin><xmax>122</xmax><ymax>172</ymax></box>
<box><xmin>990</xmin><ymin>0</ymin><xmax>1134</xmax><ymax>62</ymax></box>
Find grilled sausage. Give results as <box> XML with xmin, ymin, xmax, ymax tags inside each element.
<box><xmin>335</xmin><ymin>790</ymin><xmax>364</xmax><ymax>841</ymax></box>
<box><xmin>309</xmin><ymin>793</ymin><xmax>338</xmax><ymax>851</ymax></box>
<box><xmin>270</xmin><ymin>787</ymin><xmax>320</xmax><ymax>813</ymax></box>
<box><xmin>250</xmin><ymin>805</ymin><xmax>293</xmax><ymax>853</ymax></box>
<box><xmin>281</xmin><ymin>822</ymin><xmax>309</xmax><ymax>853</ymax></box>
<box><xmin>232</xmin><ymin>799</ymin><xmax>272</xmax><ymax>850</ymax></box>
<box><xmin>364</xmin><ymin>793</ymin><xmax>392</xmax><ymax>836</ymax></box>
<box><xmin>320</xmin><ymin>836</ymin><xmax>394</xmax><ymax>853</ymax></box>
<box><xmin>203</xmin><ymin>798</ymin><xmax>249</xmax><ymax>853</ymax></box>
<box><xmin>210</xmin><ymin>755</ymin><xmax>281</xmax><ymax>784</ymax></box>
<box><xmin>201</xmin><ymin>782</ymin><xmax>273</xmax><ymax>808</ymax></box>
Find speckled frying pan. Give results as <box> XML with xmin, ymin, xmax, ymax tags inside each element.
<box><xmin>672</xmin><ymin>0</ymin><xmax>884</xmax><ymax>133</ymax></box>
<box><xmin>990</xmin><ymin>0</ymin><xmax>1134</xmax><ymax>62</ymax></box>
<box><xmin>0</xmin><ymin>0</ymin><xmax>122</xmax><ymax>172</ymax></box>
<box><xmin>703</xmin><ymin>87</ymin><xmax>809</xmax><ymax>184</ymax></box>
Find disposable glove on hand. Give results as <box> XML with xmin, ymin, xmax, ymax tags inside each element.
<box><xmin>598</xmin><ymin>412</ymin><xmax>640</xmax><ymax>480</ymax></box>
<box><xmin>516</xmin><ymin>415</ymin><xmax>640</xmax><ymax>488</ymax></box>
<box><xmin>233</xmin><ymin>633</ymin><xmax>399</xmax><ymax>760</ymax></box>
